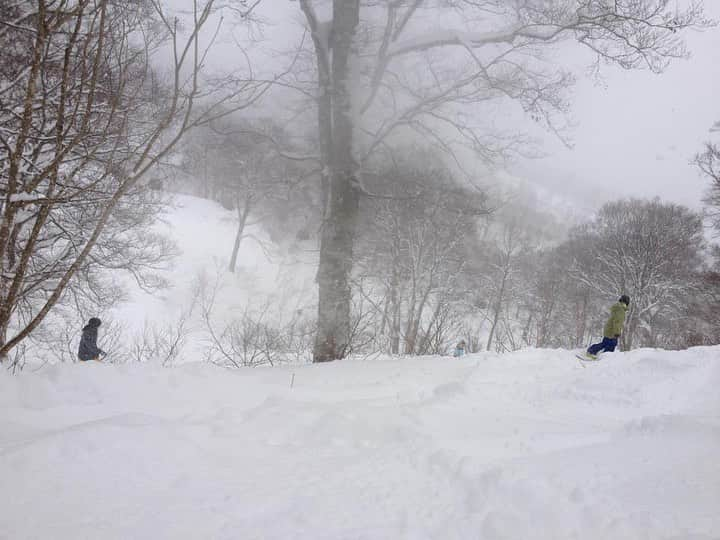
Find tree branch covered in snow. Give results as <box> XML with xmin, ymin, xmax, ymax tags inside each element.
<box><xmin>0</xmin><ymin>0</ymin><xmax>270</xmax><ymax>360</ymax></box>
<box><xmin>566</xmin><ymin>199</ymin><xmax>705</xmax><ymax>349</ymax></box>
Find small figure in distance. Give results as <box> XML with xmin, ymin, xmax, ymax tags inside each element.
<box><xmin>585</xmin><ymin>295</ymin><xmax>630</xmax><ymax>360</ymax></box>
<box><xmin>453</xmin><ymin>339</ymin><xmax>467</xmax><ymax>358</ymax></box>
<box><xmin>78</xmin><ymin>317</ymin><xmax>106</xmax><ymax>362</ymax></box>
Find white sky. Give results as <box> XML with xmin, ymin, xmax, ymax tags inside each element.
<box><xmin>512</xmin><ymin>4</ymin><xmax>720</xmax><ymax>210</ymax></box>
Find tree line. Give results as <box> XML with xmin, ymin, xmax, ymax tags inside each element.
<box><xmin>152</xmin><ymin>124</ymin><xmax>720</xmax><ymax>358</ymax></box>
<box><xmin>1</xmin><ymin>0</ymin><xmax>717</xmax><ymax>366</ymax></box>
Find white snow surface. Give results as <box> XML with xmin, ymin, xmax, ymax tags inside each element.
<box><xmin>1</xmin><ymin>346</ymin><xmax>719</xmax><ymax>539</ymax></box>
<box><xmin>118</xmin><ymin>194</ymin><xmax>316</xmax><ymax>322</ymax></box>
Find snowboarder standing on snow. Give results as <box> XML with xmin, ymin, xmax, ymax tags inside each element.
<box><xmin>78</xmin><ymin>317</ymin><xmax>106</xmax><ymax>362</ymax></box>
<box><xmin>453</xmin><ymin>340</ymin><xmax>467</xmax><ymax>357</ymax></box>
<box><xmin>585</xmin><ymin>295</ymin><xmax>630</xmax><ymax>359</ymax></box>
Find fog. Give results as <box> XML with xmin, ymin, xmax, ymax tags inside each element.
<box><xmin>521</xmin><ymin>4</ymin><xmax>720</xmax><ymax>209</ymax></box>
<box><xmin>202</xmin><ymin>1</ymin><xmax>720</xmax><ymax>210</ymax></box>
<box><xmin>2</xmin><ymin>0</ymin><xmax>719</xmax><ymax>363</ymax></box>
<box><xmin>2</xmin><ymin>3</ymin><xmax>720</xmax><ymax>537</ymax></box>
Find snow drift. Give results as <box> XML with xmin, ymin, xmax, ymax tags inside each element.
<box><xmin>1</xmin><ymin>346</ymin><xmax>719</xmax><ymax>539</ymax></box>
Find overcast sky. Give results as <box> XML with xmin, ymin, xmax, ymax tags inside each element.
<box><xmin>208</xmin><ymin>1</ymin><xmax>720</xmax><ymax>212</ymax></box>
<box><xmin>512</xmin><ymin>3</ymin><xmax>720</xmax><ymax>211</ymax></box>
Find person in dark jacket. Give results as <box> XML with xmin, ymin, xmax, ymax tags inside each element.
<box><xmin>78</xmin><ymin>317</ymin><xmax>105</xmax><ymax>361</ymax></box>
<box><xmin>585</xmin><ymin>295</ymin><xmax>629</xmax><ymax>359</ymax></box>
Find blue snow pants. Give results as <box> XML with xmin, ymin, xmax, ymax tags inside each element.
<box><xmin>587</xmin><ymin>337</ymin><xmax>618</xmax><ymax>356</ymax></box>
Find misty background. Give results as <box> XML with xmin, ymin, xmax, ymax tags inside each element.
<box><xmin>4</xmin><ymin>3</ymin><xmax>720</xmax><ymax>537</ymax></box>
<box><xmin>2</xmin><ymin>0</ymin><xmax>720</xmax><ymax>367</ymax></box>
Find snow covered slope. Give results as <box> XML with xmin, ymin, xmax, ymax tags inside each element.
<box><xmin>1</xmin><ymin>347</ymin><xmax>719</xmax><ymax>539</ymax></box>
<box><xmin>101</xmin><ymin>194</ymin><xmax>317</xmax><ymax>363</ymax></box>
<box><xmin>114</xmin><ymin>194</ymin><xmax>317</xmax><ymax>328</ymax></box>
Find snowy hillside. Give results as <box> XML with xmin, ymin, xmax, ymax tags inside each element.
<box><xmin>99</xmin><ymin>194</ymin><xmax>318</xmax><ymax>365</ymax></box>
<box><xmin>1</xmin><ymin>347</ymin><xmax>718</xmax><ymax>539</ymax></box>
<box><xmin>113</xmin><ymin>194</ymin><xmax>317</xmax><ymax>331</ymax></box>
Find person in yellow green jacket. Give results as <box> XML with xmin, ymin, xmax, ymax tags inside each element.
<box><xmin>585</xmin><ymin>295</ymin><xmax>630</xmax><ymax>359</ymax></box>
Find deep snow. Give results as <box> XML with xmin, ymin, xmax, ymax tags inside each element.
<box><xmin>1</xmin><ymin>346</ymin><xmax>719</xmax><ymax>539</ymax></box>
<box><xmin>106</xmin><ymin>194</ymin><xmax>317</xmax><ymax>363</ymax></box>
<box><xmin>113</xmin><ymin>194</ymin><xmax>317</xmax><ymax>323</ymax></box>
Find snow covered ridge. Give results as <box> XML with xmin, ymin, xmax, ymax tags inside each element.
<box><xmin>1</xmin><ymin>347</ymin><xmax>719</xmax><ymax>540</ymax></box>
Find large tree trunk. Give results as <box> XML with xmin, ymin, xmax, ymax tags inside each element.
<box><xmin>313</xmin><ymin>0</ymin><xmax>360</xmax><ymax>362</ymax></box>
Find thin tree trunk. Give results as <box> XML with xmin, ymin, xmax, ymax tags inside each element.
<box><xmin>390</xmin><ymin>265</ymin><xmax>400</xmax><ymax>354</ymax></box>
<box><xmin>576</xmin><ymin>293</ymin><xmax>589</xmax><ymax>346</ymax></box>
<box><xmin>487</xmin><ymin>266</ymin><xmax>509</xmax><ymax>351</ymax></box>
<box><xmin>418</xmin><ymin>298</ymin><xmax>443</xmax><ymax>355</ymax></box>
<box><xmin>379</xmin><ymin>291</ymin><xmax>390</xmax><ymax>336</ymax></box>
<box><xmin>537</xmin><ymin>297</ymin><xmax>555</xmax><ymax>347</ymax></box>
<box><xmin>229</xmin><ymin>196</ymin><xmax>251</xmax><ymax>273</ymax></box>
<box><xmin>403</xmin><ymin>273</ymin><xmax>418</xmax><ymax>354</ymax></box>
<box><xmin>406</xmin><ymin>284</ymin><xmax>431</xmax><ymax>354</ymax></box>
<box><xmin>523</xmin><ymin>311</ymin><xmax>533</xmax><ymax>346</ymax></box>
<box><xmin>623</xmin><ymin>307</ymin><xmax>636</xmax><ymax>351</ymax></box>
<box><xmin>0</xmin><ymin>322</ymin><xmax>8</xmax><ymax>363</ymax></box>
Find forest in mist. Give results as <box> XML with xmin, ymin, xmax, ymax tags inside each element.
<box><xmin>1</xmin><ymin>0</ymin><xmax>720</xmax><ymax>367</ymax></box>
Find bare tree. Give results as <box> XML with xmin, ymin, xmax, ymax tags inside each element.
<box><xmin>179</xmin><ymin>117</ymin><xmax>310</xmax><ymax>273</ymax></box>
<box><xmin>568</xmin><ymin>199</ymin><xmax>705</xmax><ymax>350</ymax></box>
<box><xmin>354</xmin><ymin>152</ymin><xmax>486</xmax><ymax>355</ymax></box>
<box><xmin>696</xmin><ymin>120</ymin><xmax>720</xmax><ymax>233</ymax></box>
<box><xmin>481</xmin><ymin>220</ymin><xmax>531</xmax><ymax>351</ymax></box>
<box><xmin>197</xmin><ymin>268</ymin><xmax>314</xmax><ymax>366</ymax></box>
<box><xmin>527</xmin><ymin>244</ymin><xmax>594</xmax><ymax>349</ymax></box>
<box><xmin>0</xmin><ymin>0</ymin><xmax>268</xmax><ymax>361</ymax></box>
<box><xmin>289</xmin><ymin>0</ymin><xmax>708</xmax><ymax>362</ymax></box>
<box><xmin>127</xmin><ymin>299</ymin><xmax>197</xmax><ymax>365</ymax></box>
